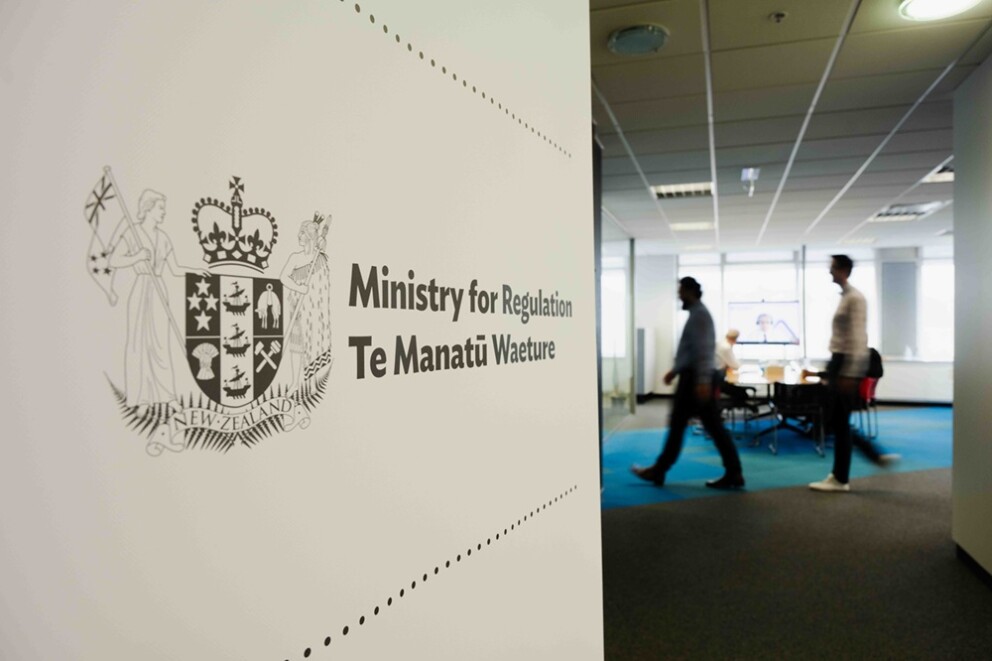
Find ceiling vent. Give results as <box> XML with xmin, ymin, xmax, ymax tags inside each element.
<box><xmin>868</xmin><ymin>201</ymin><xmax>948</xmax><ymax>222</ymax></box>
<box><xmin>922</xmin><ymin>164</ymin><xmax>954</xmax><ymax>184</ymax></box>
<box><xmin>650</xmin><ymin>181</ymin><xmax>713</xmax><ymax>199</ymax></box>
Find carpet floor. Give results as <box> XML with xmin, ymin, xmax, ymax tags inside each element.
<box><xmin>602</xmin><ymin>407</ymin><xmax>952</xmax><ymax>509</ymax></box>
<box><xmin>602</xmin><ymin>468</ymin><xmax>992</xmax><ymax>660</ymax></box>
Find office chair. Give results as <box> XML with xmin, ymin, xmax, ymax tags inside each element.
<box><xmin>769</xmin><ymin>380</ymin><xmax>827</xmax><ymax>456</ymax></box>
<box><xmin>856</xmin><ymin>376</ymin><xmax>880</xmax><ymax>440</ymax></box>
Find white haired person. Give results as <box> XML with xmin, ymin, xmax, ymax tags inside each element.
<box><xmin>280</xmin><ymin>213</ymin><xmax>332</xmax><ymax>386</ymax></box>
<box><xmin>108</xmin><ymin>189</ymin><xmax>205</xmax><ymax>414</ymax></box>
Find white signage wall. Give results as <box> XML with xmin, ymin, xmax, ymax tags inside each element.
<box><xmin>952</xmin><ymin>54</ymin><xmax>992</xmax><ymax>577</ymax></box>
<box><xmin>0</xmin><ymin>2</ymin><xmax>603</xmax><ymax>658</ymax></box>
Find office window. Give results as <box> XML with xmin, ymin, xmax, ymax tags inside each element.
<box><xmin>676</xmin><ymin>264</ymin><xmax>723</xmax><ymax>339</ymax></box>
<box><xmin>724</xmin><ymin>263</ymin><xmax>797</xmax><ymax>303</ymax></box>
<box><xmin>725</xmin><ymin>250</ymin><xmax>795</xmax><ymax>263</ymax></box>
<box><xmin>601</xmin><ymin>268</ymin><xmax>627</xmax><ymax>358</ymax></box>
<box><xmin>677</xmin><ymin>251</ymin><xmax>720</xmax><ymax>266</ymax></box>
<box><xmin>804</xmin><ymin>259</ymin><xmax>879</xmax><ymax>358</ymax></box>
<box><xmin>918</xmin><ymin>260</ymin><xmax>954</xmax><ymax>361</ymax></box>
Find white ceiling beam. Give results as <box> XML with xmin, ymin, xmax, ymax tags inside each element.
<box><xmin>592</xmin><ymin>78</ymin><xmax>676</xmax><ymax>239</ymax></box>
<box><xmin>699</xmin><ymin>0</ymin><xmax>720</xmax><ymax>245</ymax></box>
<box><xmin>755</xmin><ymin>0</ymin><xmax>864</xmax><ymax>246</ymax></box>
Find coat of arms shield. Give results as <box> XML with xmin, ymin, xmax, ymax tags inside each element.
<box><xmin>184</xmin><ymin>274</ymin><xmax>284</xmax><ymax>407</ymax></box>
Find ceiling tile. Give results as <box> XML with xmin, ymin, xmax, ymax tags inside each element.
<box><xmin>593</xmin><ymin>53</ymin><xmax>707</xmax><ymax>102</ymax></box>
<box><xmin>593</xmin><ymin>94</ymin><xmax>709</xmax><ymax>132</ymax></box>
<box><xmin>883</xmin><ymin>128</ymin><xmax>953</xmax><ymax>153</ymax></box>
<box><xmin>714</xmin><ymin>116</ymin><xmax>805</xmax><ymax>148</ymax></box>
<box><xmin>600</xmin><ymin>125</ymin><xmax>710</xmax><ymax>154</ymax></box>
<box><xmin>835</xmin><ymin>19</ymin><xmax>990</xmax><ymax>78</ymax></box>
<box><xmin>713</xmin><ymin>84</ymin><xmax>817</xmax><ymax>121</ymax></box>
<box><xmin>708</xmin><ymin>0</ymin><xmax>853</xmax><ymax>51</ymax></box>
<box><xmin>711</xmin><ymin>39</ymin><xmax>836</xmax><ymax>92</ymax></box>
<box><xmin>818</xmin><ymin>66</ymin><xmax>974</xmax><ymax>111</ymax></box>
<box><xmin>864</xmin><ymin>150</ymin><xmax>952</xmax><ymax>172</ymax></box>
<box><xmin>805</xmin><ymin>102</ymin><xmax>950</xmax><ymax>139</ymax></box>
<box><xmin>961</xmin><ymin>22</ymin><xmax>992</xmax><ymax>64</ymax></box>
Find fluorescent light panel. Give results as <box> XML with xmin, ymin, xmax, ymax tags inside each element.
<box><xmin>670</xmin><ymin>221</ymin><xmax>715</xmax><ymax>231</ymax></box>
<box><xmin>922</xmin><ymin>165</ymin><xmax>954</xmax><ymax>183</ymax></box>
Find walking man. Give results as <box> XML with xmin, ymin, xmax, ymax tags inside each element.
<box><xmin>632</xmin><ymin>277</ymin><xmax>745</xmax><ymax>490</ymax></box>
<box><xmin>809</xmin><ymin>255</ymin><xmax>896</xmax><ymax>493</ymax></box>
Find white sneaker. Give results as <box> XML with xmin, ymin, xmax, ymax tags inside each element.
<box><xmin>878</xmin><ymin>453</ymin><xmax>901</xmax><ymax>468</ymax></box>
<box><xmin>809</xmin><ymin>473</ymin><xmax>850</xmax><ymax>492</ymax></box>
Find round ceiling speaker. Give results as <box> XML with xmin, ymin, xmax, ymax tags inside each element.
<box><xmin>607</xmin><ymin>24</ymin><xmax>670</xmax><ymax>56</ymax></box>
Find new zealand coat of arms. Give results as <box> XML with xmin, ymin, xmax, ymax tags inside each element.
<box><xmin>84</xmin><ymin>168</ymin><xmax>333</xmax><ymax>456</ymax></box>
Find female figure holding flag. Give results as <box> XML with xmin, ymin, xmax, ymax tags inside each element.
<box><xmin>108</xmin><ymin>189</ymin><xmax>204</xmax><ymax>414</ymax></box>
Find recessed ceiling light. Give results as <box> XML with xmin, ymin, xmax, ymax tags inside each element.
<box><xmin>650</xmin><ymin>181</ymin><xmax>713</xmax><ymax>199</ymax></box>
<box><xmin>670</xmin><ymin>221</ymin><xmax>715</xmax><ymax>231</ymax></box>
<box><xmin>899</xmin><ymin>0</ymin><xmax>982</xmax><ymax>22</ymax></box>
<box><xmin>607</xmin><ymin>24</ymin><xmax>669</xmax><ymax>56</ymax></box>
<box><xmin>922</xmin><ymin>164</ymin><xmax>954</xmax><ymax>183</ymax></box>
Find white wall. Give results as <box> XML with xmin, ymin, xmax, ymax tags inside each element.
<box><xmin>952</xmin><ymin>55</ymin><xmax>992</xmax><ymax>576</ymax></box>
<box><xmin>874</xmin><ymin>361</ymin><xmax>953</xmax><ymax>403</ymax></box>
<box><xmin>635</xmin><ymin>254</ymin><xmax>677</xmax><ymax>395</ymax></box>
<box><xmin>0</xmin><ymin>1</ymin><xmax>603</xmax><ymax>658</ymax></box>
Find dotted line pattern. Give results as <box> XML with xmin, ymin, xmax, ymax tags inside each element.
<box><xmin>341</xmin><ymin>1</ymin><xmax>572</xmax><ymax>159</ymax></box>
<box><xmin>282</xmin><ymin>484</ymin><xmax>580</xmax><ymax>660</ymax></box>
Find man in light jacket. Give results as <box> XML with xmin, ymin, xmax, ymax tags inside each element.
<box><xmin>809</xmin><ymin>255</ymin><xmax>896</xmax><ymax>493</ymax></box>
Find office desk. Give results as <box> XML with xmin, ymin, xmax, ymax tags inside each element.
<box><xmin>726</xmin><ymin>372</ymin><xmax>826</xmax><ymax>456</ymax></box>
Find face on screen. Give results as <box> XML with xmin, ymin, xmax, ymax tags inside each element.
<box><xmin>728</xmin><ymin>302</ymin><xmax>800</xmax><ymax>345</ymax></box>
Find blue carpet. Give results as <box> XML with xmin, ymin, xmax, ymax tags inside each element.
<box><xmin>602</xmin><ymin>407</ymin><xmax>952</xmax><ymax>510</ymax></box>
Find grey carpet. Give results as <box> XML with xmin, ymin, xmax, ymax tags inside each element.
<box><xmin>602</xmin><ymin>468</ymin><xmax>992</xmax><ymax>660</ymax></box>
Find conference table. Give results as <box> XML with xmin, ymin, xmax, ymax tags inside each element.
<box><xmin>725</xmin><ymin>369</ymin><xmax>827</xmax><ymax>456</ymax></box>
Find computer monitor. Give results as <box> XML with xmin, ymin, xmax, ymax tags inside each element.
<box><xmin>728</xmin><ymin>300</ymin><xmax>801</xmax><ymax>345</ymax></box>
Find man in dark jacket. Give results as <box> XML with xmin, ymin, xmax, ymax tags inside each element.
<box><xmin>632</xmin><ymin>277</ymin><xmax>745</xmax><ymax>490</ymax></box>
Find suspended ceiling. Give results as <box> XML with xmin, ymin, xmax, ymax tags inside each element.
<box><xmin>591</xmin><ymin>0</ymin><xmax>992</xmax><ymax>253</ymax></box>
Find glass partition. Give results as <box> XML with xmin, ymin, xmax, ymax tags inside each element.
<box><xmin>600</xmin><ymin>218</ymin><xmax>634</xmax><ymax>435</ymax></box>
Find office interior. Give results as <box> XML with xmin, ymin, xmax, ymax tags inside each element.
<box><xmin>3</xmin><ymin>0</ymin><xmax>992</xmax><ymax>658</ymax></box>
<box><xmin>595</xmin><ymin>0</ymin><xmax>991</xmax><ymax>657</ymax></box>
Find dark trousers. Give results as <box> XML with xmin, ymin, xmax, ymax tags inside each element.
<box><xmin>827</xmin><ymin>353</ymin><xmax>882</xmax><ymax>483</ymax></box>
<box><xmin>715</xmin><ymin>371</ymin><xmax>752</xmax><ymax>408</ymax></box>
<box><xmin>654</xmin><ymin>372</ymin><xmax>742</xmax><ymax>476</ymax></box>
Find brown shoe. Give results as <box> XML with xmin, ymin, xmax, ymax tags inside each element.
<box><xmin>631</xmin><ymin>465</ymin><xmax>666</xmax><ymax>486</ymax></box>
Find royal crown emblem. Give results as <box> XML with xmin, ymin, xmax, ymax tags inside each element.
<box><xmin>191</xmin><ymin>176</ymin><xmax>278</xmax><ymax>271</ymax></box>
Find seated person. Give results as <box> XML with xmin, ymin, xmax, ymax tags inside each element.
<box><xmin>714</xmin><ymin>329</ymin><xmax>755</xmax><ymax>409</ymax></box>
